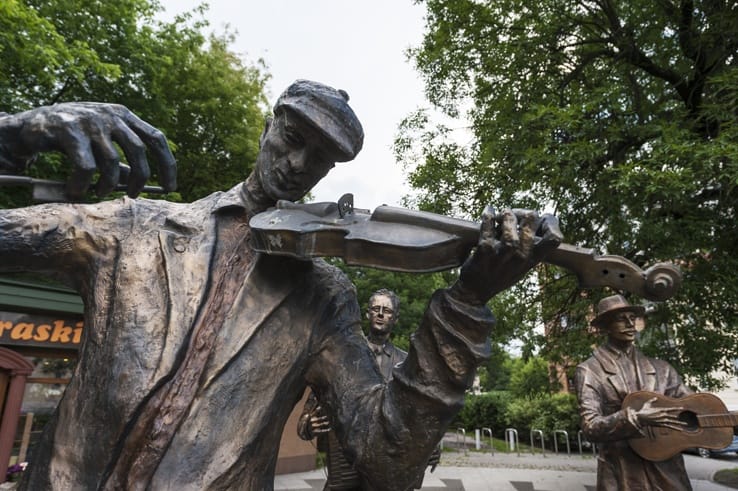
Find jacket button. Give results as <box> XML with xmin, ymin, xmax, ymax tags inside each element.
<box><xmin>173</xmin><ymin>237</ymin><xmax>188</xmax><ymax>252</ymax></box>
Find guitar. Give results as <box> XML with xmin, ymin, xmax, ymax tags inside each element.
<box><xmin>623</xmin><ymin>391</ymin><xmax>737</xmax><ymax>461</ymax></box>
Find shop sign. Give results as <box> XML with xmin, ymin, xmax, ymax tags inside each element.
<box><xmin>0</xmin><ymin>311</ymin><xmax>83</xmax><ymax>349</ymax></box>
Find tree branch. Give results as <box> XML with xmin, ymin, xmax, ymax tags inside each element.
<box><xmin>559</xmin><ymin>48</ymin><xmax>617</xmax><ymax>89</ymax></box>
<box><xmin>48</xmin><ymin>76</ymin><xmax>75</xmax><ymax>105</ymax></box>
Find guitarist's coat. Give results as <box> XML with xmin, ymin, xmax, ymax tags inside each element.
<box><xmin>575</xmin><ymin>342</ymin><xmax>693</xmax><ymax>491</ymax></box>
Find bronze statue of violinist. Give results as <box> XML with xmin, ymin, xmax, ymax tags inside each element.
<box><xmin>0</xmin><ymin>80</ymin><xmax>568</xmax><ymax>490</ymax></box>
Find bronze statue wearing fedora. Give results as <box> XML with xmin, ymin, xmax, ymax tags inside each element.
<box><xmin>575</xmin><ymin>294</ymin><xmax>693</xmax><ymax>491</ymax></box>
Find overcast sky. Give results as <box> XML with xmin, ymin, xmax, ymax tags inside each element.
<box><xmin>158</xmin><ymin>0</ymin><xmax>428</xmax><ymax>210</ymax></box>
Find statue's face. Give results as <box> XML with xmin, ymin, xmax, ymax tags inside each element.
<box><xmin>366</xmin><ymin>294</ymin><xmax>397</xmax><ymax>336</ymax></box>
<box><xmin>256</xmin><ymin>110</ymin><xmax>336</xmax><ymax>202</ymax></box>
<box><xmin>604</xmin><ymin>311</ymin><xmax>639</xmax><ymax>343</ymax></box>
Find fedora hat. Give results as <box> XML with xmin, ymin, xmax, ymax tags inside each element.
<box><xmin>590</xmin><ymin>294</ymin><xmax>645</xmax><ymax>327</ymax></box>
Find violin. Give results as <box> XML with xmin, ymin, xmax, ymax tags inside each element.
<box><xmin>249</xmin><ymin>194</ymin><xmax>682</xmax><ymax>302</ymax></box>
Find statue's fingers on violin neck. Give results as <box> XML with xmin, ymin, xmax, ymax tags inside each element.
<box><xmin>493</xmin><ymin>209</ymin><xmax>520</xmax><ymax>240</ymax></box>
<box><xmin>493</xmin><ymin>208</ymin><xmax>544</xmax><ymax>235</ymax></box>
<box><xmin>509</xmin><ymin>208</ymin><xmax>539</xmax><ymax>221</ymax></box>
<box><xmin>478</xmin><ymin>205</ymin><xmax>496</xmax><ymax>239</ymax></box>
<box><xmin>538</xmin><ymin>214</ymin><xmax>563</xmax><ymax>241</ymax></box>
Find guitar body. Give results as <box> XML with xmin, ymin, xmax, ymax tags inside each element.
<box><xmin>624</xmin><ymin>391</ymin><xmax>734</xmax><ymax>462</ymax></box>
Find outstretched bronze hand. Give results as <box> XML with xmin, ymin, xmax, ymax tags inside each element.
<box><xmin>0</xmin><ymin>102</ymin><xmax>176</xmax><ymax>199</ymax></box>
<box><xmin>449</xmin><ymin>207</ymin><xmax>563</xmax><ymax>306</ymax></box>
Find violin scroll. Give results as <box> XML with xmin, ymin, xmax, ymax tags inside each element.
<box><xmin>644</xmin><ymin>263</ymin><xmax>683</xmax><ymax>302</ymax></box>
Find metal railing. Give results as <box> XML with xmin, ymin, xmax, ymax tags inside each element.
<box><xmin>456</xmin><ymin>427</ymin><xmax>468</xmax><ymax>454</ymax></box>
<box><xmin>482</xmin><ymin>427</ymin><xmax>494</xmax><ymax>454</ymax></box>
<box><xmin>577</xmin><ymin>430</ymin><xmax>596</xmax><ymax>456</ymax></box>
<box><xmin>530</xmin><ymin>429</ymin><xmax>545</xmax><ymax>456</ymax></box>
<box><xmin>553</xmin><ymin>430</ymin><xmax>570</xmax><ymax>456</ymax></box>
<box><xmin>505</xmin><ymin>427</ymin><xmax>520</xmax><ymax>456</ymax></box>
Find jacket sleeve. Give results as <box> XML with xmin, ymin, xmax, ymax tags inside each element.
<box><xmin>575</xmin><ymin>364</ymin><xmax>643</xmax><ymax>443</ymax></box>
<box><xmin>305</xmin><ymin>280</ymin><xmax>492</xmax><ymax>491</ymax></box>
<box><xmin>0</xmin><ymin>200</ymin><xmax>124</xmax><ymax>285</ymax></box>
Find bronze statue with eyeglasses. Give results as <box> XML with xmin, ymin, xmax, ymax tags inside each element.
<box><xmin>298</xmin><ymin>289</ymin><xmax>440</xmax><ymax>490</ymax></box>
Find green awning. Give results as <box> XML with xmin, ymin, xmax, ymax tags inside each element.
<box><xmin>0</xmin><ymin>278</ymin><xmax>83</xmax><ymax>315</ymax></box>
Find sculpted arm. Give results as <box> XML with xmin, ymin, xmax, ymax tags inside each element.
<box><xmin>306</xmin><ymin>291</ymin><xmax>452</xmax><ymax>490</ymax></box>
<box><xmin>0</xmin><ymin>201</ymin><xmax>121</xmax><ymax>282</ymax></box>
<box><xmin>574</xmin><ymin>365</ymin><xmax>644</xmax><ymax>442</ymax></box>
<box><xmin>307</xmin><ymin>207</ymin><xmax>562</xmax><ymax>490</ymax></box>
<box><xmin>663</xmin><ymin>361</ymin><xmax>692</xmax><ymax>399</ymax></box>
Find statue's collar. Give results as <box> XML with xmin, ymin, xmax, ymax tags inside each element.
<box><xmin>211</xmin><ymin>182</ymin><xmax>267</xmax><ymax>218</ymax></box>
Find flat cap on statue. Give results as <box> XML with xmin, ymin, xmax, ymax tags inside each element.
<box><xmin>590</xmin><ymin>294</ymin><xmax>646</xmax><ymax>327</ymax></box>
<box><xmin>274</xmin><ymin>80</ymin><xmax>364</xmax><ymax>162</ymax></box>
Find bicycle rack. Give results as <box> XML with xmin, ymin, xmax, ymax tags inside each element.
<box><xmin>553</xmin><ymin>430</ymin><xmax>570</xmax><ymax>456</ymax></box>
<box><xmin>577</xmin><ymin>430</ymin><xmax>596</xmax><ymax>456</ymax></box>
<box><xmin>504</xmin><ymin>428</ymin><xmax>520</xmax><ymax>456</ymax></box>
<box><xmin>530</xmin><ymin>429</ymin><xmax>545</xmax><ymax>456</ymax></box>
<box><xmin>456</xmin><ymin>427</ymin><xmax>467</xmax><ymax>454</ymax></box>
<box><xmin>482</xmin><ymin>427</ymin><xmax>494</xmax><ymax>454</ymax></box>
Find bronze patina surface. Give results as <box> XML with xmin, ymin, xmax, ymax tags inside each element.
<box><xmin>575</xmin><ymin>295</ymin><xmax>693</xmax><ymax>491</ymax></box>
<box><xmin>0</xmin><ymin>80</ymin><xmax>562</xmax><ymax>490</ymax></box>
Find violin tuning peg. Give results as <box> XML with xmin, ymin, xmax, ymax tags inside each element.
<box><xmin>337</xmin><ymin>193</ymin><xmax>354</xmax><ymax>218</ymax></box>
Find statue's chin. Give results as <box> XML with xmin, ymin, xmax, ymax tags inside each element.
<box><xmin>258</xmin><ymin>178</ymin><xmax>304</xmax><ymax>203</ymax></box>
<box><xmin>269</xmin><ymin>191</ymin><xmax>302</xmax><ymax>204</ymax></box>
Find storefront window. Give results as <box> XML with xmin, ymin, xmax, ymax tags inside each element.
<box><xmin>15</xmin><ymin>357</ymin><xmax>77</xmax><ymax>465</ymax></box>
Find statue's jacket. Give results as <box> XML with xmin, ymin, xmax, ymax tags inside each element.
<box><xmin>0</xmin><ymin>184</ymin><xmax>492</xmax><ymax>491</ymax></box>
<box><xmin>575</xmin><ymin>344</ymin><xmax>692</xmax><ymax>491</ymax></box>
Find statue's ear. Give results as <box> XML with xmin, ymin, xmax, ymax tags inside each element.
<box><xmin>259</xmin><ymin>116</ymin><xmax>273</xmax><ymax>148</ymax></box>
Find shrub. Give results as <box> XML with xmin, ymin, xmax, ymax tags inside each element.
<box><xmin>504</xmin><ymin>392</ymin><xmax>580</xmax><ymax>448</ymax></box>
<box><xmin>456</xmin><ymin>391</ymin><xmax>513</xmax><ymax>434</ymax></box>
<box><xmin>509</xmin><ymin>357</ymin><xmax>557</xmax><ymax>397</ymax></box>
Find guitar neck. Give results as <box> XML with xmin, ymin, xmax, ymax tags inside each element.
<box><xmin>699</xmin><ymin>412</ymin><xmax>738</xmax><ymax>428</ymax></box>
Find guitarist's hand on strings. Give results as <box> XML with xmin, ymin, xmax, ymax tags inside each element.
<box><xmin>635</xmin><ymin>396</ymin><xmax>688</xmax><ymax>431</ymax></box>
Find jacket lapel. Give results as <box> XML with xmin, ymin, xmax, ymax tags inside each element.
<box><xmin>593</xmin><ymin>346</ymin><xmax>629</xmax><ymax>400</ymax></box>
<box><xmin>156</xmin><ymin>216</ymin><xmax>213</xmax><ymax>380</ymax></box>
<box><xmin>203</xmin><ymin>254</ymin><xmax>302</xmax><ymax>388</ymax></box>
<box><xmin>635</xmin><ymin>349</ymin><xmax>658</xmax><ymax>392</ymax></box>
<box><xmin>155</xmin><ymin>185</ymin><xmax>246</xmax><ymax>381</ymax></box>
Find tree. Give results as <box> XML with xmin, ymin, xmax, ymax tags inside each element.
<box><xmin>1</xmin><ymin>0</ymin><xmax>269</xmax><ymax>204</ymax></box>
<box><xmin>477</xmin><ymin>343</ymin><xmax>514</xmax><ymax>391</ymax></box>
<box><xmin>399</xmin><ymin>0</ymin><xmax>738</xmax><ymax>387</ymax></box>
<box><xmin>509</xmin><ymin>356</ymin><xmax>556</xmax><ymax>398</ymax></box>
<box><xmin>0</xmin><ymin>0</ymin><xmax>119</xmax><ymax>112</ymax></box>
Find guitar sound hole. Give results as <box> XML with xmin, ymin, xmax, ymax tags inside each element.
<box><xmin>678</xmin><ymin>411</ymin><xmax>699</xmax><ymax>432</ymax></box>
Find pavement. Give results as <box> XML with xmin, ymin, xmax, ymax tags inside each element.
<box><xmin>275</xmin><ymin>444</ymin><xmax>738</xmax><ymax>490</ymax></box>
